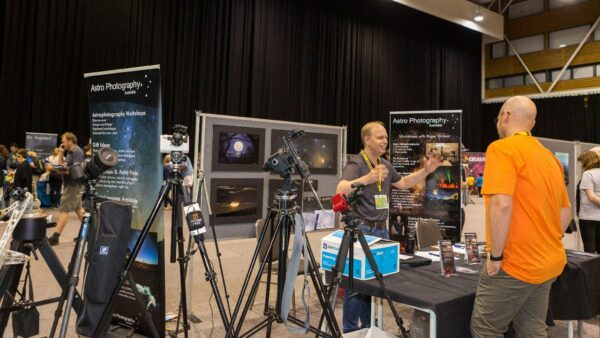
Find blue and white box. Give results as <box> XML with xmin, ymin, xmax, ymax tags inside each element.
<box><xmin>320</xmin><ymin>230</ymin><xmax>399</xmax><ymax>280</ymax></box>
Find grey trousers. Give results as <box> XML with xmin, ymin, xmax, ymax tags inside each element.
<box><xmin>470</xmin><ymin>266</ymin><xmax>555</xmax><ymax>338</ymax></box>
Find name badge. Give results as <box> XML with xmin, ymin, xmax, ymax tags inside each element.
<box><xmin>374</xmin><ymin>195</ymin><xmax>389</xmax><ymax>210</ymax></box>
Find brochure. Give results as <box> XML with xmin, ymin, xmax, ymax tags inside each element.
<box><xmin>464</xmin><ymin>232</ymin><xmax>481</xmax><ymax>264</ymax></box>
<box><xmin>438</xmin><ymin>239</ymin><xmax>457</xmax><ymax>277</ymax></box>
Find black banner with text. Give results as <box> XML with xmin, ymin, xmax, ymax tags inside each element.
<box><xmin>389</xmin><ymin>111</ymin><xmax>462</xmax><ymax>245</ymax></box>
<box><xmin>86</xmin><ymin>65</ymin><xmax>165</xmax><ymax>337</ymax></box>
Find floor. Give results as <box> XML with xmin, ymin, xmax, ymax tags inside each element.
<box><xmin>0</xmin><ymin>194</ymin><xmax>598</xmax><ymax>337</ymax></box>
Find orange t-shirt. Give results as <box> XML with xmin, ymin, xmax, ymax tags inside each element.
<box><xmin>482</xmin><ymin>134</ymin><xmax>569</xmax><ymax>284</ymax></box>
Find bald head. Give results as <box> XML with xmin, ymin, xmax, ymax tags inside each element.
<box><xmin>496</xmin><ymin>96</ymin><xmax>537</xmax><ymax>138</ymax></box>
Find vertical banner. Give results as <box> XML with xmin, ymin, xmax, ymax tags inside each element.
<box><xmin>389</xmin><ymin>111</ymin><xmax>462</xmax><ymax>244</ymax></box>
<box><xmin>85</xmin><ymin>65</ymin><xmax>165</xmax><ymax>336</ymax></box>
<box><xmin>25</xmin><ymin>132</ymin><xmax>57</xmax><ymax>160</ymax></box>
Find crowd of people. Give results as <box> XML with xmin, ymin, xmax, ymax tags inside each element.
<box><xmin>0</xmin><ymin>132</ymin><xmax>91</xmax><ymax>245</ymax></box>
<box><xmin>1</xmin><ymin>131</ymin><xmax>197</xmax><ymax>246</ymax></box>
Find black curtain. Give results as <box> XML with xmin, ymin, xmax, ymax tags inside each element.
<box><xmin>482</xmin><ymin>94</ymin><xmax>600</xmax><ymax>150</ymax></box>
<box><xmin>0</xmin><ymin>0</ymin><xmax>482</xmax><ymax>154</ymax></box>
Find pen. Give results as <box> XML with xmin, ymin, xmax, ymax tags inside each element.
<box><xmin>428</xmin><ymin>252</ymin><xmax>439</xmax><ymax>257</ymax></box>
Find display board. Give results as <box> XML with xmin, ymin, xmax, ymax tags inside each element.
<box><xmin>25</xmin><ymin>132</ymin><xmax>57</xmax><ymax>160</ymax></box>
<box><xmin>389</xmin><ymin>111</ymin><xmax>462</xmax><ymax>243</ymax></box>
<box><xmin>537</xmin><ymin>137</ymin><xmax>600</xmax><ymax>251</ymax></box>
<box><xmin>85</xmin><ymin>65</ymin><xmax>165</xmax><ymax>337</ymax></box>
<box><xmin>200</xmin><ymin>113</ymin><xmax>346</xmax><ymax>239</ymax></box>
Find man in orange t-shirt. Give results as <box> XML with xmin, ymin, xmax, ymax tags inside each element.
<box><xmin>470</xmin><ymin>96</ymin><xmax>571</xmax><ymax>338</ymax></box>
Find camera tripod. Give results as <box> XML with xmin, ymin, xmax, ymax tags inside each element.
<box><xmin>225</xmin><ymin>176</ymin><xmax>340</xmax><ymax>338</ymax></box>
<box><xmin>47</xmin><ymin>179</ymin><xmax>159</xmax><ymax>338</ymax></box>
<box><xmin>94</xmin><ymin>152</ymin><xmax>230</xmax><ymax>338</ymax></box>
<box><xmin>0</xmin><ymin>214</ymin><xmax>84</xmax><ymax>338</ymax></box>
<box><xmin>175</xmin><ymin>170</ymin><xmax>233</xmax><ymax>334</ymax></box>
<box><xmin>319</xmin><ymin>185</ymin><xmax>408</xmax><ymax>338</ymax></box>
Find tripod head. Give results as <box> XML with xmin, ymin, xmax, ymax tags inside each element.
<box><xmin>264</xmin><ymin>129</ymin><xmax>311</xmax><ymax>182</ymax></box>
<box><xmin>264</xmin><ymin>129</ymin><xmax>318</xmax><ymax>206</ymax></box>
<box><xmin>332</xmin><ymin>183</ymin><xmax>366</xmax><ymax>229</ymax></box>
<box><xmin>160</xmin><ymin>124</ymin><xmax>191</xmax><ymax>182</ymax></box>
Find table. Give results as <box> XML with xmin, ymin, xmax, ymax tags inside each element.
<box><xmin>332</xmin><ymin>250</ymin><xmax>600</xmax><ymax>338</ymax></box>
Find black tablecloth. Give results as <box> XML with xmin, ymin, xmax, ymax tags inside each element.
<box><xmin>549</xmin><ymin>251</ymin><xmax>600</xmax><ymax>321</ymax></box>
<box><xmin>332</xmin><ymin>251</ymin><xmax>600</xmax><ymax>338</ymax></box>
<box><xmin>334</xmin><ymin>258</ymin><xmax>480</xmax><ymax>338</ymax></box>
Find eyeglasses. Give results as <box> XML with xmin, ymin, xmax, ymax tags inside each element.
<box><xmin>494</xmin><ymin>111</ymin><xmax>510</xmax><ymax>124</ymax></box>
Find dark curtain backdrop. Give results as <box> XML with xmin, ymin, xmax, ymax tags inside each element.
<box><xmin>482</xmin><ymin>94</ymin><xmax>600</xmax><ymax>149</ymax></box>
<box><xmin>0</xmin><ymin>0</ymin><xmax>483</xmax><ymax>154</ymax></box>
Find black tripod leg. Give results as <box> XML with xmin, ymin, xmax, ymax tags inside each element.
<box><xmin>0</xmin><ymin>241</ymin><xmax>25</xmax><ymax>336</ymax></box>
<box><xmin>293</xmin><ymin>222</ymin><xmax>342</xmax><ymax>337</ymax></box>
<box><xmin>275</xmin><ymin>213</ymin><xmax>292</xmax><ymax>318</ymax></box>
<box><xmin>356</xmin><ymin>232</ymin><xmax>408</xmax><ymax>338</ymax></box>
<box><xmin>126</xmin><ymin>273</ymin><xmax>160</xmax><ymax>338</ymax></box>
<box><xmin>93</xmin><ymin>182</ymin><xmax>170</xmax><ymax>338</ymax></box>
<box><xmin>317</xmin><ymin>227</ymin><xmax>353</xmax><ymax>335</ymax></box>
<box><xmin>234</xmin><ymin>215</ymin><xmax>285</xmax><ymax>337</ymax></box>
<box><xmin>262</xmin><ymin>212</ymin><xmax>276</xmax><ymax>316</ymax></box>
<box><xmin>49</xmin><ymin>213</ymin><xmax>91</xmax><ymax>338</ymax></box>
<box><xmin>36</xmin><ymin>238</ymin><xmax>84</xmax><ymax>313</ymax></box>
<box><xmin>173</xmin><ymin>182</ymin><xmax>190</xmax><ymax>338</ymax></box>
<box><xmin>225</xmin><ymin>211</ymin><xmax>282</xmax><ymax>338</ymax></box>
<box><xmin>195</xmin><ymin>239</ymin><xmax>230</xmax><ymax>330</ymax></box>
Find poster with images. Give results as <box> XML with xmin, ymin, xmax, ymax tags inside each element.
<box><xmin>212</xmin><ymin>125</ymin><xmax>265</xmax><ymax>172</ymax></box>
<box><xmin>210</xmin><ymin>178</ymin><xmax>263</xmax><ymax>225</ymax></box>
<box><xmin>111</xmin><ymin>231</ymin><xmax>164</xmax><ymax>334</ymax></box>
<box><xmin>554</xmin><ymin>152</ymin><xmax>569</xmax><ymax>185</ymax></box>
<box><xmin>85</xmin><ymin>65</ymin><xmax>165</xmax><ymax>337</ymax></box>
<box><xmin>25</xmin><ymin>132</ymin><xmax>57</xmax><ymax>160</ymax></box>
<box><xmin>389</xmin><ymin>111</ymin><xmax>462</xmax><ymax>243</ymax></box>
<box><xmin>271</xmin><ymin>130</ymin><xmax>338</xmax><ymax>175</ymax></box>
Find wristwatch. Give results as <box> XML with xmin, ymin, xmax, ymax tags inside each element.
<box><xmin>489</xmin><ymin>252</ymin><xmax>503</xmax><ymax>261</ymax></box>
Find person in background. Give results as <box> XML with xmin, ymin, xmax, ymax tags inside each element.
<box><xmin>83</xmin><ymin>144</ymin><xmax>92</xmax><ymax>159</ymax></box>
<box><xmin>0</xmin><ymin>145</ymin><xmax>8</xmax><ymax>207</ymax></box>
<box><xmin>182</xmin><ymin>156</ymin><xmax>195</xmax><ymax>196</ymax></box>
<box><xmin>337</xmin><ymin>121</ymin><xmax>442</xmax><ymax>333</ymax></box>
<box><xmin>476</xmin><ymin>173</ymin><xmax>483</xmax><ymax>197</ymax></box>
<box><xmin>6</xmin><ymin>143</ymin><xmax>18</xmax><ymax>170</ymax></box>
<box><xmin>46</xmin><ymin>147</ymin><xmax>63</xmax><ymax>208</ymax></box>
<box><xmin>47</xmin><ymin>132</ymin><xmax>85</xmax><ymax>246</ymax></box>
<box><xmin>470</xmin><ymin>96</ymin><xmax>570</xmax><ymax>338</ymax></box>
<box><xmin>27</xmin><ymin>150</ymin><xmax>45</xmax><ymax>201</ymax></box>
<box><xmin>163</xmin><ymin>154</ymin><xmax>173</xmax><ymax>209</ymax></box>
<box><xmin>576</xmin><ymin>150</ymin><xmax>600</xmax><ymax>253</ymax></box>
<box><xmin>13</xmin><ymin>149</ymin><xmax>33</xmax><ymax>194</ymax></box>
<box><xmin>467</xmin><ymin>174</ymin><xmax>475</xmax><ymax>195</ymax></box>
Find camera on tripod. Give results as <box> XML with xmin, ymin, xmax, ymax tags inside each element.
<box><xmin>332</xmin><ymin>183</ymin><xmax>366</xmax><ymax>213</ymax></box>
<box><xmin>264</xmin><ymin>129</ymin><xmax>310</xmax><ymax>179</ymax></box>
<box><xmin>69</xmin><ymin>147</ymin><xmax>118</xmax><ymax>183</ymax></box>
<box><xmin>160</xmin><ymin>124</ymin><xmax>190</xmax><ymax>154</ymax></box>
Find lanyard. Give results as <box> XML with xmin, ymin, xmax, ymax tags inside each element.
<box><xmin>512</xmin><ymin>131</ymin><xmax>531</xmax><ymax>136</ymax></box>
<box><xmin>360</xmin><ymin>150</ymin><xmax>382</xmax><ymax>192</ymax></box>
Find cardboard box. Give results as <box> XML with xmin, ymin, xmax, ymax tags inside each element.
<box><xmin>321</xmin><ymin>230</ymin><xmax>399</xmax><ymax>280</ymax></box>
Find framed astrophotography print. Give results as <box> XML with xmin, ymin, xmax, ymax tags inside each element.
<box><xmin>212</xmin><ymin>125</ymin><xmax>266</xmax><ymax>172</ymax></box>
<box><xmin>271</xmin><ymin>129</ymin><xmax>338</xmax><ymax>175</ymax></box>
<box><xmin>210</xmin><ymin>178</ymin><xmax>264</xmax><ymax>225</ymax></box>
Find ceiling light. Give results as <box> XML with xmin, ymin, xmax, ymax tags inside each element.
<box><xmin>559</xmin><ymin>44</ymin><xmax>566</xmax><ymax>48</ymax></box>
<box><xmin>474</xmin><ymin>11</ymin><xmax>484</xmax><ymax>22</ymax></box>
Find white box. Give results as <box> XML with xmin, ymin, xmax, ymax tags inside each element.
<box><xmin>320</xmin><ymin>230</ymin><xmax>399</xmax><ymax>280</ymax></box>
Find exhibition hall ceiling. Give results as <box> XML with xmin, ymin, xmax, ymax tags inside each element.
<box><xmin>392</xmin><ymin>0</ymin><xmax>504</xmax><ymax>40</ymax></box>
